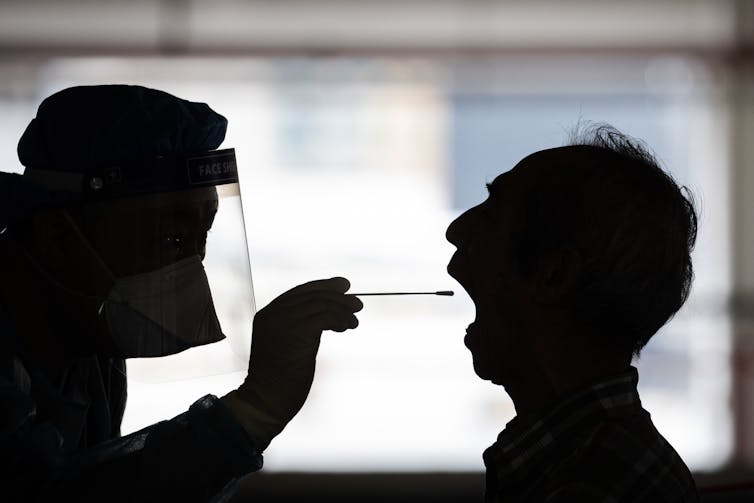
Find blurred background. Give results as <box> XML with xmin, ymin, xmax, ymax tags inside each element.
<box><xmin>1</xmin><ymin>0</ymin><xmax>753</xmax><ymax>500</ymax></box>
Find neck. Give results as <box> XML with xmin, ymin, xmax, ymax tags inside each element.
<box><xmin>502</xmin><ymin>368</ymin><xmax>560</xmax><ymax>422</ymax></box>
<box><xmin>503</xmin><ymin>330</ymin><xmax>632</xmax><ymax>421</ymax></box>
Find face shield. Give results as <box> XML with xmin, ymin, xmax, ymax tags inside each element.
<box><xmin>24</xmin><ymin>148</ymin><xmax>255</xmax><ymax>381</ymax></box>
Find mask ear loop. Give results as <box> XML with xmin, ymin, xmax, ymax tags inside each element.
<box><xmin>60</xmin><ymin>211</ymin><xmax>117</xmax><ymax>281</ymax></box>
<box><xmin>59</xmin><ymin>210</ymin><xmax>118</xmax><ymax>315</ymax></box>
<box><xmin>8</xmin><ymin>210</ymin><xmax>113</xmax><ymax>327</ymax></box>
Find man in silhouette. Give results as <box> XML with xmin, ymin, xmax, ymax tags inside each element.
<box><xmin>446</xmin><ymin>126</ymin><xmax>699</xmax><ymax>502</ymax></box>
<box><xmin>0</xmin><ymin>85</ymin><xmax>362</xmax><ymax>501</ymax></box>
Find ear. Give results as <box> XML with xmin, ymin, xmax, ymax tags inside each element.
<box><xmin>28</xmin><ymin>209</ymin><xmax>113</xmax><ymax>296</ymax></box>
<box><xmin>531</xmin><ymin>247</ymin><xmax>583</xmax><ymax>305</ymax></box>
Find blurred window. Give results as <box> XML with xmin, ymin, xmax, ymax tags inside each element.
<box><xmin>0</xmin><ymin>55</ymin><xmax>731</xmax><ymax>471</ymax></box>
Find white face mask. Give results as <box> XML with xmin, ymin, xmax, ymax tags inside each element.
<box><xmin>62</xmin><ymin>213</ymin><xmax>226</xmax><ymax>358</ymax></box>
<box><xmin>102</xmin><ymin>255</ymin><xmax>225</xmax><ymax>358</ymax></box>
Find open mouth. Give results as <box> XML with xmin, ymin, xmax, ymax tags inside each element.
<box><xmin>448</xmin><ymin>257</ymin><xmax>477</xmax><ymax>302</ymax></box>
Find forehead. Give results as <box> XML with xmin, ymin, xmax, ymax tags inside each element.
<box><xmin>90</xmin><ymin>186</ymin><xmax>218</xmax><ymax>214</ymax></box>
<box><xmin>484</xmin><ymin>147</ymin><xmax>583</xmax><ymax>225</ymax></box>
<box><xmin>135</xmin><ymin>186</ymin><xmax>218</xmax><ymax>209</ymax></box>
<box><xmin>488</xmin><ymin>146</ymin><xmax>596</xmax><ymax>193</ymax></box>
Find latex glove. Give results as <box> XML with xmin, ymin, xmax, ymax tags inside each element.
<box><xmin>222</xmin><ymin>277</ymin><xmax>362</xmax><ymax>451</ymax></box>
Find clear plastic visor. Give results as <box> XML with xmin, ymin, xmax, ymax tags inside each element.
<box><xmin>92</xmin><ymin>182</ymin><xmax>254</xmax><ymax>382</ymax></box>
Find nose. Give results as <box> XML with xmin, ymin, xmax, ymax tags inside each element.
<box><xmin>197</xmin><ymin>230</ymin><xmax>208</xmax><ymax>261</ymax></box>
<box><xmin>191</xmin><ymin>232</ymin><xmax>208</xmax><ymax>261</ymax></box>
<box><xmin>446</xmin><ymin>206</ymin><xmax>476</xmax><ymax>247</ymax></box>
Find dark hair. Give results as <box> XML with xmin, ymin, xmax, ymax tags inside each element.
<box><xmin>515</xmin><ymin>123</ymin><xmax>698</xmax><ymax>355</ymax></box>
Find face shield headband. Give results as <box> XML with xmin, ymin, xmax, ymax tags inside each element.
<box><xmin>22</xmin><ymin>148</ymin><xmax>239</xmax><ymax>200</ymax></box>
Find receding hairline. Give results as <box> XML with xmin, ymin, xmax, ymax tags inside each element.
<box><xmin>517</xmin><ymin>145</ymin><xmax>631</xmax><ymax>170</ymax></box>
<box><xmin>489</xmin><ymin>145</ymin><xmax>623</xmax><ymax>191</ymax></box>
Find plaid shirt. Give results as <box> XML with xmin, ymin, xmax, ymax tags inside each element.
<box><xmin>483</xmin><ymin>367</ymin><xmax>699</xmax><ymax>502</ymax></box>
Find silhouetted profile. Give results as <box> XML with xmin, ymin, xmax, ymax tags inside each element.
<box><xmin>446</xmin><ymin>125</ymin><xmax>699</xmax><ymax>502</ymax></box>
<box><xmin>0</xmin><ymin>85</ymin><xmax>362</xmax><ymax>502</ymax></box>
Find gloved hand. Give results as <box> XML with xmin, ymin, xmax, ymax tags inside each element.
<box><xmin>222</xmin><ymin>277</ymin><xmax>362</xmax><ymax>451</ymax></box>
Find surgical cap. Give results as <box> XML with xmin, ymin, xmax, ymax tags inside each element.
<box><xmin>18</xmin><ymin>84</ymin><xmax>228</xmax><ymax>173</ymax></box>
<box><xmin>1</xmin><ymin>85</ymin><xmax>228</xmax><ymax>229</ymax></box>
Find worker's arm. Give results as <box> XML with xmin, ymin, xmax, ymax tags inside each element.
<box><xmin>1</xmin><ymin>371</ymin><xmax>261</xmax><ymax>503</ymax></box>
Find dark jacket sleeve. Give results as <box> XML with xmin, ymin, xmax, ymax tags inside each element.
<box><xmin>2</xmin><ymin>365</ymin><xmax>263</xmax><ymax>503</ymax></box>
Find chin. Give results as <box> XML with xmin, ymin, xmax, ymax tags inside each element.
<box><xmin>471</xmin><ymin>356</ymin><xmax>507</xmax><ymax>385</ymax></box>
<box><xmin>471</xmin><ymin>359</ymin><xmax>494</xmax><ymax>382</ymax></box>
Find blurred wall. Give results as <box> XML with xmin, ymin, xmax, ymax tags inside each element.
<box><xmin>1</xmin><ymin>0</ymin><xmax>754</xmax><ymax>496</ymax></box>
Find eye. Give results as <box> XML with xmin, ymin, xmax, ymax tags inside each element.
<box><xmin>164</xmin><ymin>234</ymin><xmax>186</xmax><ymax>252</ymax></box>
<box><xmin>479</xmin><ymin>205</ymin><xmax>495</xmax><ymax>222</ymax></box>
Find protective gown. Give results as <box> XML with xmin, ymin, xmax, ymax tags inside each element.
<box><xmin>0</xmin><ymin>307</ymin><xmax>263</xmax><ymax>502</ymax></box>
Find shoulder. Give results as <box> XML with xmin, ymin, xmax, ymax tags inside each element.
<box><xmin>0</xmin><ymin>343</ymin><xmax>37</xmax><ymax>439</ymax></box>
<box><xmin>0</xmin><ymin>308</ymin><xmax>32</xmax><ymax>399</ymax></box>
<box><xmin>543</xmin><ymin>412</ymin><xmax>699</xmax><ymax>502</ymax></box>
<box><xmin>0</xmin><ymin>305</ymin><xmax>31</xmax><ymax>394</ymax></box>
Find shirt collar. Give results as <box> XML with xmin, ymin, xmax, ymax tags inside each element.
<box><xmin>483</xmin><ymin>366</ymin><xmax>642</xmax><ymax>482</ymax></box>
